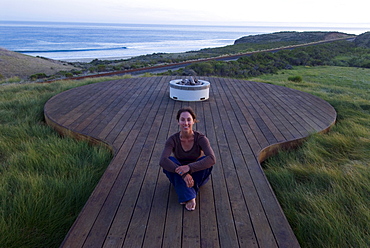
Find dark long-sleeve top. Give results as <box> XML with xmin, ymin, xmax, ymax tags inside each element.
<box><xmin>159</xmin><ymin>131</ymin><xmax>216</xmax><ymax>174</ymax></box>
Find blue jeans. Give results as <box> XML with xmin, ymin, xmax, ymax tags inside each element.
<box><xmin>163</xmin><ymin>156</ymin><xmax>213</xmax><ymax>203</ymax></box>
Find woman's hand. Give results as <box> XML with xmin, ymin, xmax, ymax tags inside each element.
<box><xmin>175</xmin><ymin>165</ymin><xmax>190</xmax><ymax>176</ymax></box>
<box><xmin>183</xmin><ymin>174</ymin><xmax>194</xmax><ymax>188</ymax></box>
<box><xmin>175</xmin><ymin>165</ymin><xmax>193</xmax><ymax>187</ymax></box>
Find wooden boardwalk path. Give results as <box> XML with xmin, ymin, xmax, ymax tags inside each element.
<box><xmin>44</xmin><ymin>76</ymin><xmax>336</xmax><ymax>248</ymax></box>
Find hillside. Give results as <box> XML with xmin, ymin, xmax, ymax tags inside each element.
<box><xmin>0</xmin><ymin>48</ymin><xmax>78</xmax><ymax>79</ymax></box>
<box><xmin>354</xmin><ymin>32</ymin><xmax>370</xmax><ymax>48</ymax></box>
<box><xmin>234</xmin><ymin>31</ymin><xmax>354</xmax><ymax>45</ymax></box>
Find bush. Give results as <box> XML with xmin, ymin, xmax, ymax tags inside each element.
<box><xmin>30</xmin><ymin>73</ymin><xmax>48</xmax><ymax>81</ymax></box>
<box><xmin>97</xmin><ymin>65</ymin><xmax>106</xmax><ymax>72</ymax></box>
<box><xmin>288</xmin><ymin>75</ymin><xmax>303</xmax><ymax>82</ymax></box>
<box><xmin>72</xmin><ymin>70</ymin><xmax>82</xmax><ymax>75</ymax></box>
<box><xmin>65</xmin><ymin>72</ymin><xmax>74</xmax><ymax>78</ymax></box>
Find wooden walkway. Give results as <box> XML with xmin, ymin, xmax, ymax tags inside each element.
<box><xmin>44</xmin><ymin>76</ymin><xmax>336</xmax><ymax>248</ymax></box>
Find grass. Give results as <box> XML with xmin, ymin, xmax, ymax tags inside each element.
<box><xmin>1</xmin><ymin>67</ymin><xmax>369</xmax><ymax>247</ymax></box>
<box><xmin>0</xmin><ymin>76</ymin><xmax>133</xmax><ymax>247</ymax></box>
<box><xmin>252</xmin><ymin>66</ymin><xmax>370</xmax><ymax>248</ymax></box>
<box><xmin>0</xmin><ymin>76</ymin><xmax>22</xmax><ymax>85</ymax></box>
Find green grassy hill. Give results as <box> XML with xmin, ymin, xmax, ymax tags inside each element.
<box><xmin>234</xmin><ymin>31</ymin><xmax>354</xmax><ymax>44</ymax></box>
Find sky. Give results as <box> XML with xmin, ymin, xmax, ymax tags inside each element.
<box><xmin>1</xmin><ymin>0</ymin><xmax>369</xmax><ymax>27</ymax></box>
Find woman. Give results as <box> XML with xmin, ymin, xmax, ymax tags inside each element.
<box><xmin>160</xmin><ymin>107</ymin><xmax>216</xmax><ymax>211</ymax></box>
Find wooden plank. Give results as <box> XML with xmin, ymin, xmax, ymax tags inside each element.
<box><xmin>207</xmin><ymin>77</ymin><xmax>242</xmax><ymax>247</ymax></box>
<box><xmin>232</xmin><ymin>81</ymin><xmax>295</xmax><ymax>246</ymax></box>
<box><xmin>67</xmin><ymin>80</ymin><xmax>127</xmax><ymax>131</ymax></box>
<box><xmin>93</xmin><ymin>81</ymin><xmax>150</xmax><ymax>151</ymax></box>
<box><xmin>108</xmin><ymin>77</ymin><xmax>156</xmax><ymax>147</ymax></box>
<box><xmin>225</xmin><ymin>79</ymin><xmax>269</xmax><ymax>154</ymax></box>
<box><xmin>215</xmin><ymin>77</ymin><xmax>275</xmax><ymax>247</ymax></box>
<box><xmin>82</xmin><ymin>77</ymin><xmax>163</xmax><ymax>247</ymax></box>
<box><xmin>238</xmin><ymin>80</ymin><xmax>280</xmax><ymax>145</ymax></box>
<box><xmin>141</xmin><ymin>80</ymin><xmax>175</xmax><ymax>247</ymax></box>
<box><xmin>59</xmin><ymin>81</ymin><xmax>121</xmax><ymax>127</ymax></box>
<box><xmin>195</xmin><ymin>91</ymin><xmax>220</xmax><ymax>248</ymax></box>
<box><xmin>105</xmin><ymin>77</ymin><xmax>169</xmax><ymax>247</ymax></box>
<box><xmin>246</xmin><ymin>81</ymin><xmax>302</xmax><ymax>140</ymax></box>
<box><xmin>59</xmin><ymin>78</ymin><xmax>158</xmax><ymax>248</ymax></box>
<box><xmin>81</xmin><ymin>79</ymin><xmax>139</xmax><ymax>135</ymax></box>
<box><xmin>110</xmin><ymin>77</ymin><xmax>168</xmax><ymax>247</ymax></box>
<box><xmin>261</xmin><ymin>88</ymin><xmax>312</xmax><ymax>137</ymax></box>
<box><xmin>161</xmin><ymin>91</ymin><xmax>185</xmax><ymax>248</ymax></box>
<box><xmin>221</xmin><ymin>79</ymin><xmax>301</xmax><ymax>247</ymax></box>
<box><xmin>45</xmin><ymin>83</ymin><xmax>95</xmax><ymax>118</ymax></box>
<box><xmin>257</xmin><ymin>83</ymin><xmax>322</xmax><ymax>134</ymax></box>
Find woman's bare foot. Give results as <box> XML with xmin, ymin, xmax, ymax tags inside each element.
<box><xmin>185</xmin><ymin>198</ymin><xmax>196</xmax><ymax>211</ymax></box>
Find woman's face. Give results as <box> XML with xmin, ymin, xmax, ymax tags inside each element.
<box><xmin>178</xmin><ymin>111</ymin><xmax>195</xmax><ymax>132</ymax></box>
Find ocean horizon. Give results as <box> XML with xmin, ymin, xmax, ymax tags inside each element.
<box><xmin>1</xmin><ymin>20</ymin><xmax>368</xmax><ymax>62</ymax></box>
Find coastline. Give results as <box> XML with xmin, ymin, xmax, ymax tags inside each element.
<box><xmin>1</xmin><ymin>29</ymin><xmax>367</xmax><ymax>81</ymax></box>
<box><xmin>2</xmin><ymin>21</ymin><xmax>369</xmax><ymax>63</ymax></box>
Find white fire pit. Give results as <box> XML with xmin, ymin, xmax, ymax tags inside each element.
<box><xmin>169</xmin><ymin>78</ymin><xmax>210</xmax><ymax>101</ymax></box>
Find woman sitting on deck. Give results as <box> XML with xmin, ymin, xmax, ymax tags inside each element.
<box><xmin>160</xmin><ymin>107</ymin><xmax>216</xmax><ymax>211</ymax></box>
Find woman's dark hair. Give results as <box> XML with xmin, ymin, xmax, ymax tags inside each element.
<box><xmin>176</xmin><ymin>107</ymin><xmax>199</xmax><ymax>122</ymax></box>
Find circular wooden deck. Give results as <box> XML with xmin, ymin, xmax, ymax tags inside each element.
<box><xmin>44</xmin><ymin>76</ymin><xmax>336</xmax><ymax>248</ymax></box>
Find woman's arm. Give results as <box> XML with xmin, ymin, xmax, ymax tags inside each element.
<box><xmin>187</xmin><ymin>135</ymin><xmax>216</xmax><ymax>173</ymax></box>
<box><xmin>159</xmin><ymin>136</ymin><xmax>178</xmax><ymax>173</ymax></box>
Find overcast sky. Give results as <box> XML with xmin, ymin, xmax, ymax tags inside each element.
<box><xmin>1</xmin><ymin>0</ymin><xmax>369</xmax><ymax>27</ymax></box>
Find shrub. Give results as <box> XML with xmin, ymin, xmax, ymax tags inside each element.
<box><xmin>72</xmin><ymin>70</ymin><xmax>82</xmax><ymax>75</ymax></box>
<box><xmin>64</xmin><ymin>72</ymin><xmax>73</xmax><ymax>78</ymax></box>
<box><xmin>97</xmin><ymin>65</ymin><xmax>106</xmax><ymax>72</ymax></box>
<box><xmin>30</xmin><ymin>73</ymin><xmax>48</xmax><ymax>81</ymax></box>
<box><xmin>288</xmin><ymin>75</ymin><xmax>303</xmax><ymax>82</ymax></box>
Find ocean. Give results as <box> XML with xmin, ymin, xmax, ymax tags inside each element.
<box><xmin>0</xmin><ymin>21</ymin><xmax>367</xmax><ymax>62</ymax></box>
